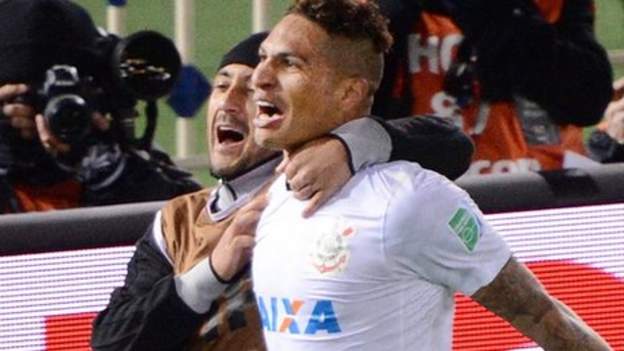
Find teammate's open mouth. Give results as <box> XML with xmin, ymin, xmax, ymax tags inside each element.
<box><xmin>216</xmin><ymin>126</ymin><xmax>245</xmax><ymax>144</ymax></box>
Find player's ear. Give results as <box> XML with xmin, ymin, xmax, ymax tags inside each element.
<box><xmin>337</xmin><ymin>77</ymin><xmax>369</xmax><ymax>113</ymax></box>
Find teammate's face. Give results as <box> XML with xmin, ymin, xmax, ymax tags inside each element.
<box><xmin>252</xmin><ymin>14</ymin><xmax>345</xmax><ymax>151</ymax></box>
<box><xmin>207</xmin><ymin>64</ymin><xmax>277</xmax><ymax>178</ymax></box>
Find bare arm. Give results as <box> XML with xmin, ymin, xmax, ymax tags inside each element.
<box><xmin>471</xmin><ymin>257</ymin><xmax>612</xmax><ymax>351</ymax></box>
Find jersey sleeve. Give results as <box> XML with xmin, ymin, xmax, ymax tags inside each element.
<box><xmin>382</xmin><ymin>167</ymin><xmax>511</xmax><ymax>295</ymax></box>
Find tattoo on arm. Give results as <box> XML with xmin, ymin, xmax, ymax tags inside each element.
<box><xmin>471</xmin><ymin>257</ymin><xmax>612</xmax><ymax>351</ymax></box>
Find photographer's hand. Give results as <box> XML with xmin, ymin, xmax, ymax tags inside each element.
<box><xmin>35</xmin><ymin>112</ymin><xmax>111</xmax><ymax>157</ymax></box>
<box><xmin>0</xmin><ymin>84</ymin><xmax>37</xmax><ymax>140</ymax></box>
<box><xmin>35</xmin><ymin>114</ymin><xmax>70</xmax><ymax>156</ymax></box>
<box><xmin>602</xmin><ymin>78</ymin><xmax>624</xmax><ymax>144</ymax></box>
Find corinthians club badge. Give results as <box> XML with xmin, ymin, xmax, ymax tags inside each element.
<box><xmin>309</xmin><ymin>219</ymin><xmax>357</xmax><ymax>274</ymax></box>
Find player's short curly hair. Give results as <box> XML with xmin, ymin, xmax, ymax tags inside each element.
<box><xmin>287</xmin><ymin>0</ymin><xmax>393</xmax><ymax>53</ymax></box>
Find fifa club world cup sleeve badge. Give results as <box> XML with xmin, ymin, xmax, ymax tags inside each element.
<box><xmin>309</xmin><ymin>219</ymin><xmax>356</xmax><ymax>275</ymax></box>
<box><xmin>448</xmin><ymin>207</ymin><xmax>482</xmax><ymax>252</ymax></box>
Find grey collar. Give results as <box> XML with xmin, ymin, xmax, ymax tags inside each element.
<box><xmin>207</xmin><ymin>156</ymin><xmax>281</xmax><ymax>222</ymax></box>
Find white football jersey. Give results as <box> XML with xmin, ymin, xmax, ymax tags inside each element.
<box><xmin>252</xmin><ymin>161</ymin><xmax>511</xmax><ymax>351</ymax></box>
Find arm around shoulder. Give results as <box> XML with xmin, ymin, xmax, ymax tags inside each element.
<box><xmin>371</xmin><ymin>115</ymin><xmax>473</xmax><ymax>180</ymax></box>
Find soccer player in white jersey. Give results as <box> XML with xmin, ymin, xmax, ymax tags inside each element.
<box><xmin>248</xmin><ymin>0</ymin><xmax>612</xmax><ymax>350</ymax></box>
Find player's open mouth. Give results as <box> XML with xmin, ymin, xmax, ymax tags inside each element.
<box><xmin>217</xmin><ymin>126</ymin><xmax>245</xmax><ymax>144</ymax></box>
<box><xmin>255</xmin><ymin>100</ymin><xmax>285</xmax><ymax>128</ymax></box>
<box><xmin>214</xmin><ymin>123</ymin><xmax>246</xmax><ymax>149</ymax></box>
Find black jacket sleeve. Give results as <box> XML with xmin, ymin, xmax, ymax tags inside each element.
<box><xmin>80</xmin><ymin>147</ymin><xmax>202</xmax><ymax>207</ymax></box>
<box><xmin>453</xmin><ymin>0</ymin><xmax>613</xmax><ymax>126</ymax></box>
<box><xmin>376</xmin><ymin>115</ymin><xmax>474</xmax><ymax>180</ymax></box>
<box><xmin>91</xmin><ymin>227</ymin><xmax>209</xmax><ymax>351</ymax></box>
<box><xmin>587</xmin><ymin>130</ymin><xmax>624</xmax><ymax>163</ymax></box>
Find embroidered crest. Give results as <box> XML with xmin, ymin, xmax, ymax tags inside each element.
<box><xmin>309</xmin><ymin>220</ymin><xmax>356</xmax><ymax>274</ymax></box>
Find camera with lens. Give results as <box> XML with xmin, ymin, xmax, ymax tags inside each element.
<box><xmin>24</xmin><ymin>30</ymin><xmax>181</xmax><ymax>150</ymax></box>
<box><xmin>34</xmin><ymin>65</ymin><xmax>93</xmax><ymax>143</ymax></box>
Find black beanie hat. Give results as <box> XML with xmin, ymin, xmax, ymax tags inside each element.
<box><xmin>0</xmin><ymin>0</ymin><xmax>101</xmax><ymax>84</ymax></box>
<box><xmin>218</xmin><ymin>31</ymin><xmax>269</xmax><ymax>71</ymax></box>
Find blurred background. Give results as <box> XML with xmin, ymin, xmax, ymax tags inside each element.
<box><xmin>74</xmin><ymin>0</ymin><xmax>624</xmax><ymax>186</ymax></box>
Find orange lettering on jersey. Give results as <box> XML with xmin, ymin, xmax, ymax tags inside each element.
<box><xmin>406</xmin><ymin>6</ymin><xmax>582</xmax><ymax>175</ymax></box>
<box><xmin>408</xmin><ymin>12</ymin><xmax>463</xmax><ymax>117</ymax></box>
<box><xmin>279</xmin><ymin>300</ymin><xmax>304</xmax><ymax>332</ymax></box>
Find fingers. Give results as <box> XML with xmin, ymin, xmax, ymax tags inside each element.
<box><xmin>231</xmin><ymin>209</ymin><xmax>263</xmax><ymax>232</ymax></box>
<box><xmin>92</xmin><ymin>112</ymin><xmax>112</xmax><ymax>131</ymax></box>
<box><xmin>275</xmin><ymin>155</ymin><xmax>289</xmax><ymax>174</ymax></box>
<box><xmin>293</xmin><ymin>184</ymin><xmax>316</xmax><ymax>201</ymax></box>
<box><xmin>0</xmin><ymin>84</ymin><xmax>28</xmax><ymax>101</ymax></box>
<box><xmin>212</xmin><ymin>195</ymin><xmax>267</xmax><ymax>281</ymax></box>
<box><xmin>224</xmin><ymin>194</ymin><xmax>268</xmax><ymax>238</ymax></box>
<box><xmin>227</xmin><ymin>209</ymin><xmax>262</xmax><ymax>242</ymax></box>
<box><xmin>281</xmin><ymin>156</ymin><xmax>301</xmax><ymax>181</ymax></box>
<box><xmin>280</xmin><ymin>150</ymin><xmax>315</xmax><ymax>196</ymax></box>
<box><xmin>613</xmin><ymin>78</ymin><xmax>624</xmax><ymax>101</ymax></box>
<box><xmin>604</xmin><ymin>94</ymin><xmax>624</xmax><ymax>143</ymax></box>
<box><xmin>35</xmin><ymin>114</ymin><xmax>70</xmax><ymax>155</ymax></box>
<box><xmin>240</xmin><ymin>193</ymin><xmax>269</xmax><ymax>213</ymax></box>
<box><xmin>35</xmin><ymin>114</ymin><xmax>53</xmax><ymax>150</ymax></box>
<box><xmin>275</xmin><ymin>149</ymin><xmax>293</xmax><ymax>174</ymax></box>
<box><xmin>279</xmin><ymin>137</ymin><xmax>352</xmax><ymax>217</ymax></box>
<box><xmin>606</xmin><ymin>96</ymin><xmax>624</xmax><ymax>119</ymax></box>
<box><xmin>614</xmin><ymin>77</ymin><xmax>624</xmax><ymax>92</ymax></box>
<box><xmin>8</xmin><ymin>112</ymin><xmax>35</xmax><ymax>129</ymax></box>
<box><xmin>230</xmin><ymin>235</ymin><xmax>256</xmax><ymax>253</ymax></box>
<box><xmin>1</xmin><ymin>93</ymin><xmax>36</xmax><ymax>139</ymax></box>
<box><xmin>287</xmin><ymin>167</ymin><xmax>313</xmax><ymax>194</ymax></box>
<box><xmin>3</xmin><ymin>103</ymin><xmax>35</xmax><ymax>120</ymax></box>
<box><xmin>302</xmin><ymin>191</ymin><xmax>327</xmax><ymax>219</ymax></box>
<box><xmin>284</xmin><ymin>161</ymin><xmax>319</xmax><ymax>200</ymax></box>
<box><xmin>607</xmin><ymin>111</ymin><xmax>624</xmax><ymax>142</ymax></box>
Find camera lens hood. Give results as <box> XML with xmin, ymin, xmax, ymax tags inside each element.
<box><xmin>111</xmin><ymin>30</ymin><xmax>182</xmax><ymax>101</ymax></box>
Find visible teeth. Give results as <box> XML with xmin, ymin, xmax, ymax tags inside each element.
<box><xmin>257</xmin><ymin>100</ymin><xmax>276</xmax><ymax>108</ymax></box>
<box><xmin>254</xmin><ymin>113</ymin><xmax>284</xmax><ymax>128</ymax></box>
<box><xmin>216</xmin><ymin>125</ymin><xmax>245</xmax><ymax>143</ymax></box>
<box><xmin>218</xmin><ymin>126</ymin><xmax>242</xmax><ymax>133</ymax></box>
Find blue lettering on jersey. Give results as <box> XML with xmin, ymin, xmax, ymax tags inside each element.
<box><xmin>257</xmin><ymin>296</ymin><xmax>278</xmax><ymax>331</ymax></box>
<box><xmin>257</xmin><ymin>296</ymin><xmax>342</xmax><ymax>335</ymax></box>
<box><xmin>304</xmin><ymin>300</ymin><xmax>342</xmax><ymax>334</ymax></box>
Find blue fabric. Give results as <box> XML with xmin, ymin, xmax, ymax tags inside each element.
<box><xmin>108</xmin><ymin>0</ymin><xmax>127</xmax><ymax>6</ymax></box>
<box><xmin>166</xmin><ymin>65</ymin><xmax>211</xmax><ymax>118</ymax></box>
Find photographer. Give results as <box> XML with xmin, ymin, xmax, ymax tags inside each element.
<box><xmin>375</xmin><ymin>0</ymin><xmax>614</xmax><ymax>175</ymax></box>
<box><xmin>0</xmin><ymin>0</ymin><xmax>201</xmax><ymax>214</ymax></box>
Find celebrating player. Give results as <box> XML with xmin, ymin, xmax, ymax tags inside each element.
<box><xmin>250</xmin><ymin>1</ymin><xmax>612</xmax><ymax>350</ymax></box>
